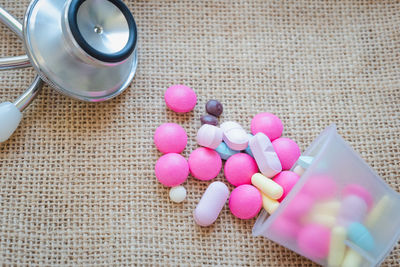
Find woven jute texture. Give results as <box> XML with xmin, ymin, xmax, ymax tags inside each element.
<box><xmin>0</xmin><ymin>0</ymin><xmax>399</xmax><ymax>266</ymax></box>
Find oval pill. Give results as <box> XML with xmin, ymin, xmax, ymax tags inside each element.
<box><xmin>262</xmin><ymin>194</ymin><xmax>280</xmax><ymax>214</ymax></box>
<box><xmin>249</xmin><ymin>133</ymin><xmax>282</xmax><ymax>178</ymax></box>
<box><xmin>220</xmin><ymin>121</ymin><xmax>249</xmax><ymax>151</ymax></box>
<box><xmin>251</xmin><ymin>173</ymin><xmax>283</xmax><ymax>200</ymax></box>
<box><xmin>196</xmin><ymin>124</ymin><xmax>223</xmax><ymax>149</ymax></box>
<box><xmin>194</xmin><ymin>181</ymin><xmax>230</xmax><ymax>226</ymax></box>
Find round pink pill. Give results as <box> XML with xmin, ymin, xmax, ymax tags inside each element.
<box><xmin>250</xmin><ymin>112</ymin><xmax>283</xmax><ymax>141</ymax></box>
<box><xmin>224</xmin><ymin>153</ymin><xmax>259</xmax><ymax>186</ymax></box>
<box><xmin>270</xmin><ymin>216</ymin><xmax>302</xmax><ymax>241</ymax></box>
<box><xmin>154</xmin><ymin>123</ymin><xmax>187</xmax><ymax>154</ymax></box>
<box><xmin>282</xmin><ymin>193</ymin><xmax>314</xmax><ymax>221</ymax></box>
<box><xmin>155</xmin><ymin>153</ymin><xmax>189</xmax><ymax>187</ymax></box>
<box><xmin>273</xmin><ymin>171</ymin><xmax>300</xmax><ymax>202</ymax></box>
<box><xmin>164</xmin><ymin>84</ymin><xmax>197</xmax><ymax>113</ymax></box>
<box><xmin>301</xmin><ymin>175</ymin><xmax>337</xmax><ymax>200</ymax></box>
<box><xmin>297</xmin><ymin>224</ymin><xmax>331</xmax><ymax>260</ymax></box>
<box><xmin>188</xmin><ymin>147</ymin><xmax>222</xmax><ymax>181</ymax></box>
<box><xmin>342</xmin><ymin>184</ymin><xmax>373</xmax><ymax>210</ymax></box>
<box><xmin>272</xmin><ymin>137</ymin><xmax>301</xmax><ymax>170</ymax></box>
<box><xmin>229</xmin><ymin>185</ymin><xmax>262</xmax><ymax>219</ymax></box>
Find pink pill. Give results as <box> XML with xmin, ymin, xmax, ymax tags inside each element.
<box><xmin>250</xmin><ymin>112</ymin><xmax>283</xmax><ymax>141</ymax></box>
<box><xmin>155</xmin><ymin>153</ymin><xmax>189</xmax><ymax>187</ymax></box>
<box><xmin>270</xmin><ymin>216</ymin><xmax>302</xmax><ymax>241</ymax></box>
<box><xmin>194</xmin><ymin>181</ymin><xmax>230</xmax><ymax>226</ymax></box>
<box><xmin>301</xmin><ymin>175</ymin><xmax>337</xmax><ymax>200</ymax></box>
<box><xmin>154</xmin><ymin>123</ymin><xmax>187</xmax><ymax>154</ymax></box>
<box><xmin>282</xmin><ymin>193</ymin><xmax>314</xmax><ymax>220</ymax></box>
<box><xmin>188</xmin><ymin>147</ymin><xmax>222</xmax><ymax>181</ymax></box>
<box><xmin>229</xmin><ymin>185</ymin><xmax>262</xmax><ymax>219</ymax></box>
<box><xmin>164</xmin><ymin>84</ymin><xmax>197</xmax><ymax>113</ymax></box>
<box><xmin>273</xmin><ymin>171</ymin><xmax>300</xmax><ymax>202</ymax></box>
<box><xmin>272</xmin><ymin>138</ymin><xmax>301</xmax><ymax>170</ymax></box>
<box><xmin>224</xmin><ymin>153</ymin><xmax>259</xmax><ymax>186</ymax></box>
<box><xmin>342</xmin><ymin>184</ymin><xmax>373</xmax><ymax>210</ymax></box>
<box><xmin>297</xmin><ymin>224</ymin><xmax>331</xmax><ymax>260</ymax></box>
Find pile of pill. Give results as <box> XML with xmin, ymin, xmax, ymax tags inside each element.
<box><xmin>271</xmin><ymin>157</ymin><xmax>393</xmax><ymax>267</ymax></box>
<box><xmin>154</xmin><ymin>85</ymin><xmax>395</xmax><ymax>267</ymax></box>
<box><xmin>154</xmin><ymin>84</ymin><xmax>302</xmax><ymax>222</ymax></box>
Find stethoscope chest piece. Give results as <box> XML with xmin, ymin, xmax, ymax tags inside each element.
<box><xmin>0</xmin><ymin>0</ymin><xmax>138</xmax><ymax>142</ymax></box>
<box><xmin>24</xmin><ymin>0</ymin><xmax>138</xmax><ymax>101</ymax></box>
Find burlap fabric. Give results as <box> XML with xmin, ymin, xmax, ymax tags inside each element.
<box><xmin>0</xmin><ymin>0</ymin><xmax>399</xmax><ymax>266</ymax></box>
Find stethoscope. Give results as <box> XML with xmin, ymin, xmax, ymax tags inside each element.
<box><xmin>0</xmin><ymin>0</ymin><xmax>138</xmax><ymax>143</ymax></box>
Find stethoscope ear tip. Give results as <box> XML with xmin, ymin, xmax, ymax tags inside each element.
<box><xmin>0</xmin><ymin>102</ymin><xmax>22</xmax><ymax>143</ymax></box>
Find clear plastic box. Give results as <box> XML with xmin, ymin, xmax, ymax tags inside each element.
<box><xmin>253</xmin><ymin>124</ymin><xmax>400</xmax><ymax>267</ymax></box>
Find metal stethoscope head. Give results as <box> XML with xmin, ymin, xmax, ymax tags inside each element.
<box><xmin>0</xmin><ymin>0</ymin><xmax>138</xmax><ymax>142</ymax></box>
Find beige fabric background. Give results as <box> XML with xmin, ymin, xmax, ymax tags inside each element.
<box><xmin>0</xmin><ymin>0</ymin><xmax>399</xmax><ymax>266</ymax></box>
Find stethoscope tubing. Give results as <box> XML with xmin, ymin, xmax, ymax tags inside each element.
<box><xmin>0</xmin><ymin>7</ymin><xmax>43</xmax><ymax>112</ymax></box>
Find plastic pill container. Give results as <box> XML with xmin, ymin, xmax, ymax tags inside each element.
<box><xmin>253</xmin><ymin>125</ymin><xmax>400</xmax><ymax>266</ymax></box>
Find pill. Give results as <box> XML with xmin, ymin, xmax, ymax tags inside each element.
<box><xmin>220</xmin><ymin>121</ymin><xmax>249</xmax><ymax>151</ymax></box>
<box><xmin>337</xmin><ymin>195</ymin><xmax>368</xmax><ymax>227</ymax></box>
<box><xmin>244</xmin><ymin>134</ymin><xmax>254</xmax><ymax>157</ymax></box>
<box><xmin>249</xmin><ymin>133</ymin><xmax>282</xmax><ymax>178</ymax></box>
<box><xmin>282</xmin><ymin>193</ymin><xmax>314</xmax><ymax>220</ymax></box>
<box><xmin>327</xmin><ymin>226</ymin><xmax>347</xmax><ymax>267</ymax></box>
<box><xmin>251</xmin><ymin>173</ymin><xmax>283</xmax><ymax>200</ymax></box>
<box><xmin>154</xmin><ymin>123</ymin><xmax>187</xmax><ymax>154</ymax></box>
<box><xmin>272</xmin><ymin>137</ymin><xmax>301</xmax><ymax>170</ymax></box>
<box><xmin>302</xmin><ymin>213</ymin><xmax>336</xmax><ymax>228</ymax></box>
<box><xmin>293</xmin><ymin>165</ymin><xmax>305</xmax><ymax>176</ymax></box>
<box><xmin>194</xmin><ymin>181</ymin><xmax>230</xmax><ymax>226</ymax></box>
<box><xmin>205</xmin><ymin>99</ymin><xmax>223</xmax><ymax>117</ymax></box>
<box><xmin>270</xmin><ymin>216</ymin><xmax>301</xmax><ymax>240</ymax></box>
<box><xmin>365</xmin><ymin>195</ymin><xmax>391</xmax><ymax>229</ymax></box>
<box><xmin>224</xmin><ymin>153</ymin><xmax>258</xmax><ymax>186</ymax></box>
<box><xmin>250</xmin><ymin>112</ymin><xmax>283</xmax><ymax>141</ymax></box>
<box><xmin>200</xmin><ymin>114</ymin><xmax>218</xmax><ymax>126</ymax></box>
<box><xmin>229</xmin><ymin>184</ymin><xmax>262</xmax><ymax>219</ymax></box>
<box><xmin>301</xmin><ymin>175</ymin><xmax>337</xmax><ymax>200</ymax></box>
<box><xmin>342</xmin><ymin>184</ymin><xmax>373</xmax><ymax>210</ymax></box>
<box><xmin>311</xmin><ymin>200</ymin><xmax>341</xmax><ymax>217</ymax></box>
<box><xmin>164</xmin><ymin>84</ymin><xmax>197</xmax><ymax>113</ymax></box>
<box><xmin>297</xmin><ymin>156</ymin><xmax>314</xmax><ymax>169</ymax></box>
<box><xmin>297</xmin><ymin>224</ymin><xmax>331</xmax><ymax>260</ymax></box>
<box><xmin>188</xmin><ymin>147</ymin><xmax>222</xmax><ymax>181</ymax></box>
<box><xmin>261</xmin><ymin>194</ymin><xmax>280</xmax><ymax>214</ymax></box>
<box><xmin>169</xmin><ymin>186</ymin><xmax>187</xmax><ymax>203</ymax></box>
<box><xmin>196</xmin><ymin>124</ymin><xmax>223</xmax><ymax>149</ymax></box>
<box><xmin>155</xmin><ymin>153</ymin><xmax>189</xmax><ymax>187</ymax></box>
<box><xmin>273</xmin><ymin>171</ymin><xmax>300</xmax><ymax>202</ymax></box>
<box><xmin>215</xmin><ymin>141</ymin><xmax>240</xmax><ymax>160</ymax></box>
<box><xmin>341</xmin><ymin>248</ymin><xmax>363</xmax><ymax>267</ymax></box>
<box><xmin>347</xmin><ymin>222</ymin><xmax>374</xmax><ymax>252</ymax></box>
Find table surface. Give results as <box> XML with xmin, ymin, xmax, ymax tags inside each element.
<box><xmin>0</xmin><ymin>0</ymin><xmax>399</xmax><ymax>266</ymax></box>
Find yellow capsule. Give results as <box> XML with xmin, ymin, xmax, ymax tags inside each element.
<box><xmin>341</xmin><ymin>248</ymin><xmax>363</xmax><ymax>267</ymax></box>
<box><xmin>327</xmin><ymin>226</ymin><xmax>346</xmax><ymax>267</ymax></box>
<box><xmin>311</xmin><ymin>200</ymin><xmax>341</xmax><ymax>217</ymax></box>
<box><xmin>262</xmin><ymin>194</ymin><xmax>280</xmax><ymax>214</ymax></box>
<box><xmin>302</xmin><ymin>213</ymin><xmax>336</xmax><ymax>228</ymax></box>
<box><xmin>365</xmin><ymin>195</ymin><xmax>391</xmax><ymax>229</ymax></box>
<box><xmin>251</xmin><ymin>173</ymin><xmax>283</xmax><ymax>200</ymax></box>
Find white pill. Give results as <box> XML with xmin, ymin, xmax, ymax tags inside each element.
<box><xmin>297</xmin><ymin>156</ymin><xmax>314</xmax><ymax>169</ymax></box>
<box><xmin>293</xmin><ymin>165</ymin><xmax>305</xmax><ymax>176</ymax></box>
<box><xmin>194</xmin><ymin>181</ymin><xmax>230</xmax><ymax>226</ymax></box>
<box><xmin>220</xmin><ymin>121</ymin><xmax>249</xmax><ymax>151</ymax></box>
<box><xmin>169</xmin><ymin>186</ymin><xmax>187</xmax><ymax>203</ymax></box>
<box><xmin>196</xmin><ymin>124</ymin><xmax>223</xmax><ymax>149</ymax></box>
